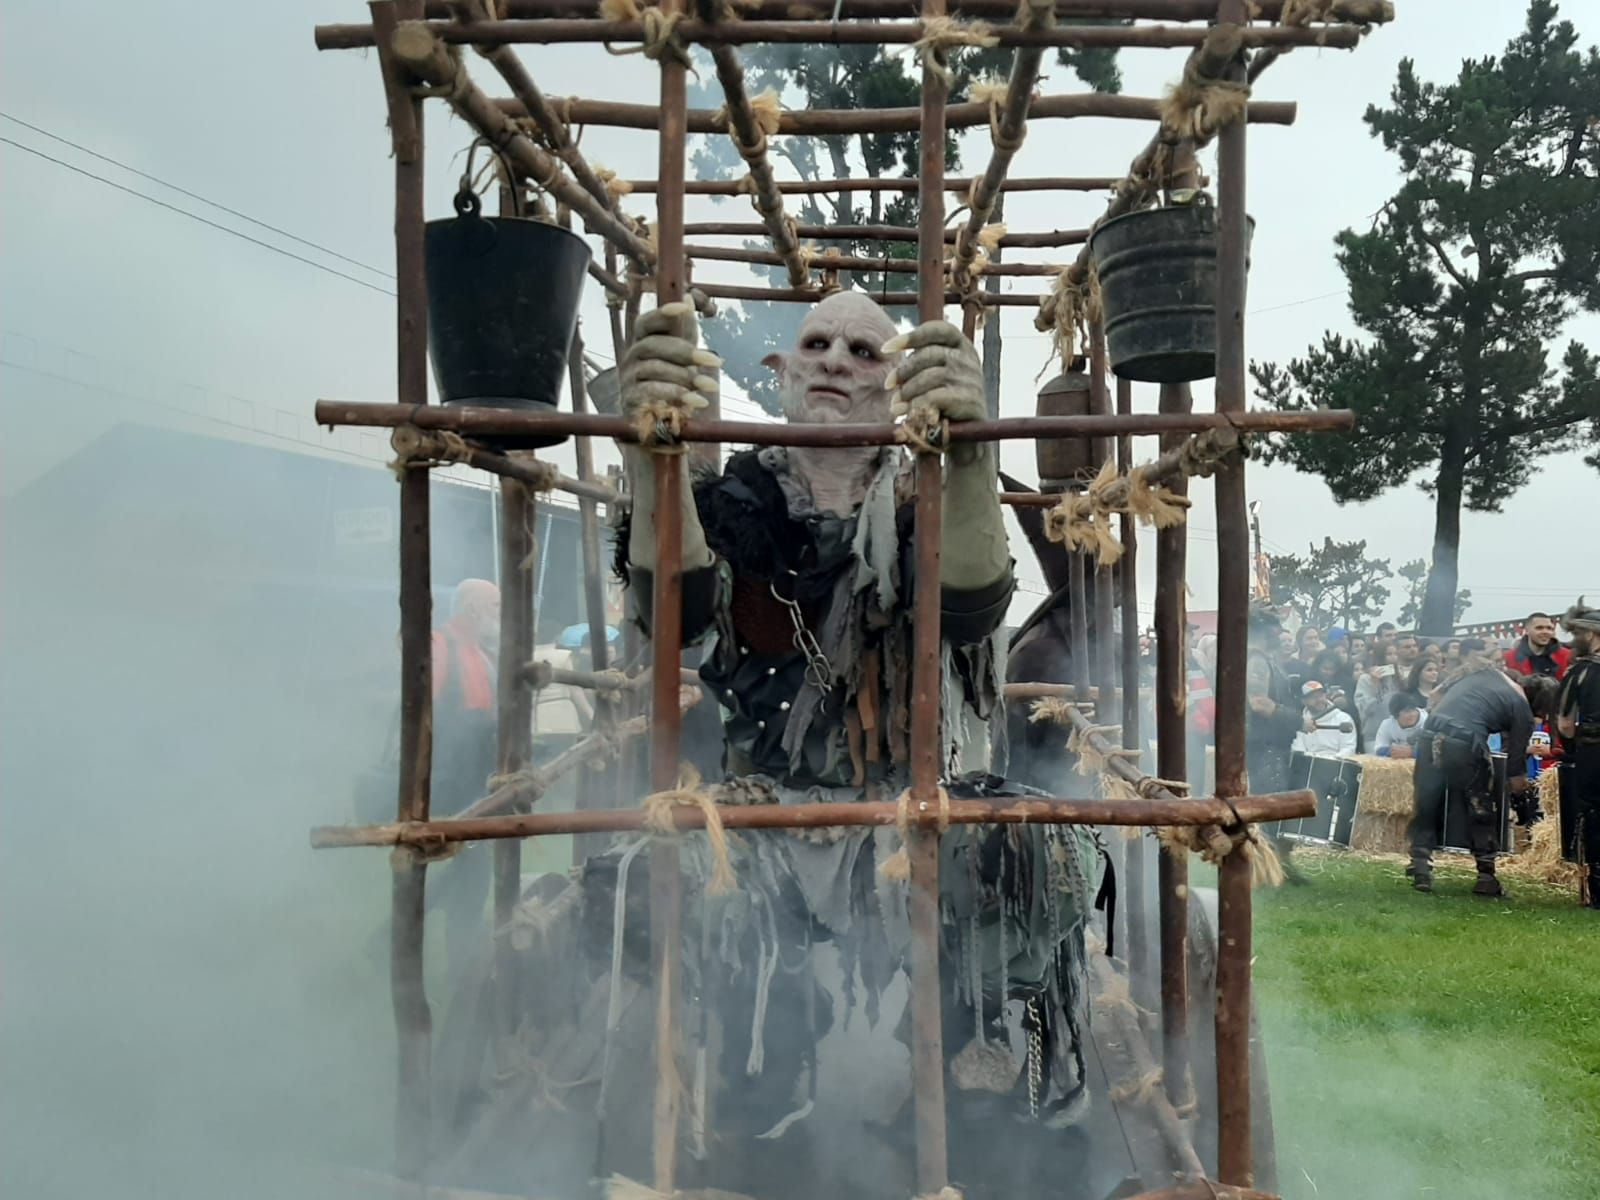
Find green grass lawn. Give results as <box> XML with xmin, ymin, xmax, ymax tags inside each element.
<box><xmin>1252</xmin><ymin>851</ymin><xmax>1600</xmax><ymax>1200</ymax></box>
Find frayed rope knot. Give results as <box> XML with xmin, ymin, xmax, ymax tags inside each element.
<box><xmin>1159</xmin><ymin>25</ymin><xmax>1250</xmax><ymax>146</ymax></box>
<box><xmin>1156</xmin><ymin>820</ymin><xmax>1286</xmax><ymax>887</ymax></box>
<box><xmin>633</xmin><ymin>399</ymin><xmax>690</xmax><ymax>453</ymax></box>
<box><xmin>599</xmin><ymin>0</ymin><xmax>694</xmax><ymax>69</ymax></box>
<box><xmin>640</xmin><ymin>764</ymin><xmax>736</xmax><ymax>895</ymax></box>
<box><xmin>909</xmin><ymin>16</ymin><xmax>999</xmax><ymax>86</ymax></box>
<box><xmin>878</xmin><ymin>786</ymin><xmax>952</xmax><ymax>881</ymax></box>
<box><xmin>896</xmin><ymin>407</ymin><xmax>948</xmax><ymax>456</ymax></box>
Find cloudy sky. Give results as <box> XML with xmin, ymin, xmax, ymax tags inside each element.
<box><xmin>2</xmin><ymin>0</ymin><xmax>1595</xmax><ymax>627</ymax></box>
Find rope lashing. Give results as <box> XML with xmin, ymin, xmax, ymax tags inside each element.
<box><xmin>640</xmin><ymin>764</ymin><xmax>736</xmax><ymax>895</ymax></box>
<box><xmin>1157</xmin><ymin>818</ymin><xmax>1286</xmax><ymax>888</ymax></box>
<box><xmin>592</xmin><ymin>165</ymin><xmax>635</xmax><ymax>198</ymax></box>
<box><xmin>878</xmin><ymin>786</ymin><xmax>952</xmax><ymax>881</ymax></box>
<box><xmin>947</xmin><ymin>222</ymin><xmax>1006</xmax><ymax>295</ymax></box>
<box><xmin>895</xmin><ymin>407</ymin><xmax>949</xmax><ymax>457</ymax></box>
<box><xmin>909</xmin><ymin>16</ymin><xmax>999</xmax><ymax>87</ymax></box>
<box><xmin>598</xmin><ymin>0</ymin><xmax>693</xmax><ymax>68</ymax></box>
<box><xmin>1034</xmin><ymin>261</ymin><xmax>1101</xmax><ymax>369</ymax></box>
<box><xmin>1159</xmin><ymin>24</ymin><xmax>1250</xmax><ymax>146</ymax></box>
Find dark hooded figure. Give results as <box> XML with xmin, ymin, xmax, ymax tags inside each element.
<box><xmin>1556</xmin><ymin>598</ymin><xmax>1600</xmax><ymax>908</ymax></box>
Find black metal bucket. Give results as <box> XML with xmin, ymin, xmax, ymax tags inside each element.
<box><xmin>425</xmin><ymin>191</ymin><xmax>591</xmax><ymax>448</ymax></box>
<box><xmin>1088</xmin><ymin>200</ymin><xmax>1253</xmax><ymax>384</ymax></box>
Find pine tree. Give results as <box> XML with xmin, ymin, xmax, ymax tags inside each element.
<box><xmin>1252</xmin><ymin>1</ymin><xmax>1600</xmax><ymax>633</ymax></box>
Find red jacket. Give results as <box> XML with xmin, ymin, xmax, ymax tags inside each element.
<box><xmin>1503</xmin><ymin>638</ymin><xmax>1572</xmax><ymax>680</ymax></box>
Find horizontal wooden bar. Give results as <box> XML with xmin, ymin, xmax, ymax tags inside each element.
<box><xmin>400</xmin><ymin>0</ymin><xmax>1392</xmax><ymax>22</ymax></box>
<box><xmin>683</xmin><ymin>222</ymin><xmax>1087</xmax><ymax>247</ymax></box>
<box><xmin>691</xmin><ymin>282</ymin><xmax>1043</xmax><ymax>306</ymax></box>
<box><xmin>321</xmin><ymin>18</ymin><xmax>1362</xmax><ymax>50</ymax></box>
<box><xmin>633</xmin><ymin>175</ymin><xmax>1126</xmax><ymax>196</ymax></box>
<box><xmin>308</xmin><ymin>788</ymin><xmax>1318</xmax><ymax>848</ymax></box>
<box><xmin>316</xmin><ymin>401</ymin><xmax>1356</xmax><ymax>445</ymax></box>
<box><xmin>686</xmin><ymin>243</ymin><xmax>1061</xmax><ymax>276</ymax></box>
<box><xmin>489</xmin><ymin>93</ymin><xmax>1296</xmax><ymax>135</ymax></box>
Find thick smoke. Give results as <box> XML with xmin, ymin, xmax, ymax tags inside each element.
<box><xmin>0</xmin><ymin>390</ymin><xmax>503</xmax><ymax>1198</ymax></box>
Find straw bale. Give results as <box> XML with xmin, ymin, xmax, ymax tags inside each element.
<box><xmin>1348</xmin><ymin>753</ymin><xmax>1415</xmax><ymax>818</ymax></box>
<box><xmin>1502</xmin><ymin>768</ymin><xmax>1578</xmax><ymax>887</ymax></box>
<box><xmin>1349</xmin><ymin>810</ymin><xmax>1408</xmax><ymax>856</ymax></box>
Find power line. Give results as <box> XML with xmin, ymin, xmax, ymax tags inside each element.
<box><xmin>0</xmin><ymin>136</ymin><xmax>396</xmax><ymax>299</ymax></box>
<box><xmin>0</xmin><ymin>112</ymin><xmax>394</xmax><ymax>281</ymax></box>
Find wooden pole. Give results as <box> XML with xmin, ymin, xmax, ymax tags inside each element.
<box><xmin>486</xmin><ymin>93</ymin><xmax>1296</xmax><ymax>134</ymax></box>
<box><xmin>945</xmin><ymin>16</ymin><xmax>1048</xmax><ymax>292</ymax></box>
<box><xmin>311</xmin><ymin>788</ymin><xmax>1321</xmax><ymax>849</ymax></box>
<box><xmin>317</xmin><ymin>400</ymin><xmax>1354</xmax><ymax>445</ymax></box>
<box><xmin>704</xmin><ymin>37</ymin><xmax>810</xmax><ymax>288</ymax></box>
<box><xmin>630</xmin><ymin>174</ymin><xmax>1126</xmax><ymax>196</ymax></box>
<box><xmin>682</xmin><ymin>221</ymin><xmax>1088</xmax><ymax>246</ymax></box>
<box><xmin>384</xmin><ymin>0</ymin><xmax>1398</xmax><ymax>25</ymax></box>
<box><xmin>688</xmin><ymin>281</ymin><xmax>1045</xmax><ymax>306</ymax></box>
<box><xmin>492</xmin><ymin>471</ymin><xmax>536</xmax><ymax>1029</ymax></box>
<box><xmin>1212</xmin><ymin>3</ymin><xmax>1252</xmax><ymax>1187</ymax></box>
<box><xmin>683</xmin><ymin>242</ymin><xmax>1063</xmax><ymax>276</ymax></box>
<box><xmin>327</xmin><ymin>16</ymin><xmax>1362</xmax><ymax>50</ymax></box>
<box><xmin>1114</xmin><ymin>372</ymin><xmax>1150</xmax><ymax>1007</ymax></box>
<box><xmin>648</xmin><ymin>6</ymin><xmax>689</xmax><ymax>1188</ymax></box>
<box><xmin>373</xmin><ymin>1</ymin><xmax>434</xmax><ymax>1191</ymax></box>
<box><xmin>909</xmin><ymin>0</ymin><xmax>949</xmax><ymax>1186</ymax></box>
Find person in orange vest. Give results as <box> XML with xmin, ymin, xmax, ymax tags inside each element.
<box><xmin>429</xmin><ymin>578</ymin><xmax>501</xmax><ymax>980</ymax></box>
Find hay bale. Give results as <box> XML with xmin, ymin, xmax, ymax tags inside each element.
<box><xmin>1350</xmin><ymin>809</ymin><xmax>1410</xmax><ymax>855</ymax></box>
<box><xmin>1502</xmin><ymin>768</ymin><xmax>1578</xmax><ymax>888</ymax></box>
<box><xmin>1348</xmin><ymin>753</ymin><xmax>1415</xmax><ymax>817</ymax></box>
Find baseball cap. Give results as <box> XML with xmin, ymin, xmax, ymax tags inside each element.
<box><xmin>1301</xmin><ymin>680</ymin><xmax>1326</xmax><ymax>697</ymax></box>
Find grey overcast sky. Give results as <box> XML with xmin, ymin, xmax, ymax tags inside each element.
<box><xmin>2</xmin><ymin>0</ymin><xmax>1596</xmax><ymax>625</ymax></box>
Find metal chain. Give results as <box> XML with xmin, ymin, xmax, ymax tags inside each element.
<box><xmin>770</xmin><ymin>571</ymin><xmax>832</xmax><ymax>689</ymax></box>
<box><xmin>1026</xmin><ymin>998</ymin><xmax>1042</xmax><ymax>1120</ymax></box>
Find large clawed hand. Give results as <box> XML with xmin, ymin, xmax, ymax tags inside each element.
<box><xmin>881</xmin><ymin>320</ymin><xmax>985</xmax><ymax>426</ymax></box>
<box><xmin>619</xmin><ymin>301</ymin><xmax>722</xmax><ymax>430</ymax></box>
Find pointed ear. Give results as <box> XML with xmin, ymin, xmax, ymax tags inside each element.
<box><xmin>761</xmin><ymin>351</ymin><xmax>788</xmax><ymax>376</ymax></box>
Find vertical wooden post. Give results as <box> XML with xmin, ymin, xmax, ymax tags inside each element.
<box><xmin>569</xmin><ymin>325</ymin><xmax>619</xmax><ymax>865</ymax></box>
<box><xmin>909</xmin><ymin>0</ymin><xmax>950</xmax><ymax>1189</ymax></box>
<box><xmin>373</xmin><ymin>0</ymin><xmax>433</xmax><ymax>1189</ymax></box>
<box><xmin>1088</xmin><ymin>321</ymin><xmax>1117</xmax><ymax>707</ymax></box>
<box><xmin>494</xmin><ymin>473</ymin><xmax>536</xmax><ymax>1022</ymax></box>
<box><xmin>648</xmin><ymin>7</ymin><xmax>690</xmax><ymax>1191</ymax></box>
<box><xmin>1115</xmin><ymin>374</ymin><xmax>1150</xmax><ymax>1005</ymax></box>
<box><xmin>491</xmin><ymin>183</ymin><xmax>535</xmax><ymax>1026</ymax></box>
<box><xmin>1154</xmin><ymin>386</ymin><xmax>1192</xmax><ymax>1117</ymax></box>
<box><xmin>1213</xmin><ymin>0</ymin><xmax>1254</xmax><ymax>1186</ymax></box>
<box><xmin>1068</xmin><ymin>549</ymin><xmax>1091</xmax><ymax>694</ymax></box>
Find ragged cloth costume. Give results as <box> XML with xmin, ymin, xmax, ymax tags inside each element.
<box><xmin>429</xmin><ymin>297</ymin><xmax>1108</xmax><ymax>1200</ymax></box>
<box><xmin>602</xmin><ymin>445</ymin><xmax>1108</xmax><ymax>1196</ymax></box>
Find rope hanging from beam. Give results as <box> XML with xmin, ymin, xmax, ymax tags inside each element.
<box><xmin>1040</xmin><ymin>428</ymin><xmax>1247</xmax><ymax>563</ymax></box>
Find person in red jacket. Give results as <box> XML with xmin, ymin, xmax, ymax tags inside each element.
<box><xmin>1504</xmin><ymin>611</ymin><xmax>1573</xmax><ymax>680</ymax></box>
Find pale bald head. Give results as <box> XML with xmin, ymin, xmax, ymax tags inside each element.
<box><xmin>453</xmin><ymin>578</ymin><xmax>501</xmax><ymax>643</ymax></box>
<box><xmin>762</xmin><ymin>291</ymin><xmax>901</xmax><ymax>425</ymax></box>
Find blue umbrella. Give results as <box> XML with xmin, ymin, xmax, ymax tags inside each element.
<box><xmin>558</xmin><ymin>623</ymin><xmax>620</xmax><ymax>649</ymax></box>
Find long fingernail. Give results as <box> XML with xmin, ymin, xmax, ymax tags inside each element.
<box><xmin>883</xmin><ymin>368</ymin><xmax>900</xmax><ymax>390</ymax></box>
<box><xmin>659</xmin><ymin>300</ymin><xmax>693</xmax><ymax>316</ymax></box>
<box><xmin>692</xmin><ymin>349</ymin><xmax>723</xmax><ymax>368</ymax></box>
<box><xmin>693</xmin><ymin>375</ymin><xmax>719</xmax><ymax>393</ymax></box>
<box><xmin>881</xmin><ymin>334</ymin><xmax>909</xmax><ymax>355</ymax></box>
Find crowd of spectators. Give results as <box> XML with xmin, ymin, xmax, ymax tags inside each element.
<box><xmin>1201</xmin><ymin>609</ymin><xmax>1581</xmax><ymax>770</ymax></box>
